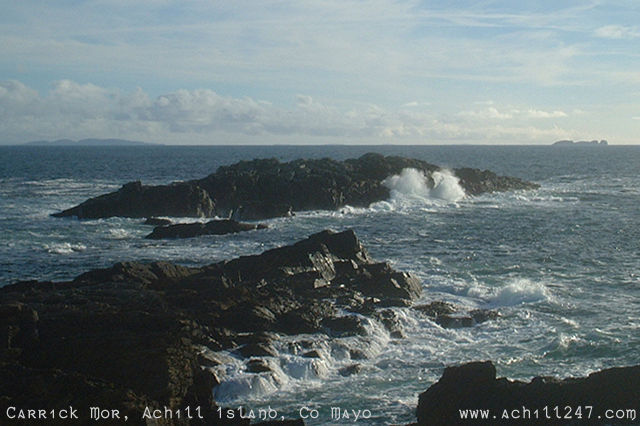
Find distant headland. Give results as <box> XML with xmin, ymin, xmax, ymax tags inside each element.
<box><xmin>552</xmin><ymin>139</ymin><xmax>608</xmax><ymax>146</ymax></box>
<box><xmin>24</xmin><ymin>138</ymin><xmax>159</xmax><ymax>146</ymax></box>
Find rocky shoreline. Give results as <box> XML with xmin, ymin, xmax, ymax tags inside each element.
<box><xmin>1</xmin><ymin>230</ymin><xmax>424</xmax><ymax>424</ymax></box>
<box><xmin>2</xmin><ymin>229</ymin><xmax>637</xmax><ymax>424</ymax></box>
<box><xmin>52</xmin><ymin>153</ymin><xmax>539</xmax><ymax>220</ymax></box>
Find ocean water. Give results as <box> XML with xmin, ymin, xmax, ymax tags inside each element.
<box><xmin>1</xmin><ymin>145</ymin><xmax>639</xmax><ymax>424</ymax></box>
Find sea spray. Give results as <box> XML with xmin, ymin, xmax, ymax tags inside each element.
<box><xmin>382</xmin><ymin>168</ymin><xmax>465</xmax><ymax>203</ymax></box>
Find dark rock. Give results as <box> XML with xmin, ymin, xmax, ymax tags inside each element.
<box><xmin>434</xmin><ymin>315</ymin><xmax>474</xmax><ymax>328</ymax></box>
<box><xmin>349</xmin><ymin>349</ymin><xmax>368</xmax><ymax>360</ymax></box>
<box><xmin>302</xmin><ymin>350</ymin><xmax>323</xmax><ymax>359</ymax></box>
<box><xmin>338</xmin><ymin>364</ymin><xmax>363</xmax><ymax>377</ymax></box>
<box><xmin>0</xmin><ymin>229</ymin><xmax>417</xmax><ymax>423</ymax></box>
<box><xmin>246</xmin><ymin>359</ymin><xmax>273</xmax><ymax>373</ymax></box>
<box><xmin>413</xmin><ymin>301</ymin><xmax>456</xmax><ymax>317</ymax></box>
<box><xmin>322</xmin><ymin>316</ymin><xmax>368</xmax><ymax>337</ymax></box>
<box><xmin>144</xmin><ymin>217</ymin><xmax>172</xmax><ymax>226</ymax></box>
<box><xmin>52</xmin><ymin>180</ymin><xmax>215</xmax><ymax>219</ymax></box>
<box><xmin>416</xmin><ymin>361</ymin><xmax>640</xmax><ymax>425</ymax></box>
<box><xmin>414</xmin><ymin>301</ymin><xmax>499</xmax><ymax>329</ymax></box>
<box><xmin>145</xmin><ymin>219</ymin><xmax>267</xmax><ymax>239</ymax></box>
<box><xmin>237</xmin><ymin>342</ymin><xmax>278</xmax><ymax>358</ymax></box>
<box><xmin>53</xmin><ymin>154</ymin><xmax>539</xmax><ymax>220</ymax></box>
<box><xmin>470</xmin><ymin>309</ymin><xmax>500</xmax><ymax>324</ymax></box>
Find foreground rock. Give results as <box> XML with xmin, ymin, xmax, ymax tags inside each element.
<box><xmin>415</xmin><ymin>361</ymin><xmax>640</xmax><ymax>425</ymax></box>
<box><xmin>0</xmin><ymin>230</ymin><xmax>420</xmax><ymax>424</ymax></box>
<box><xmin>146</xmin><ymin>219</ymin><xmax>268</xmax><ymax>239</ymax></box>
<box><xmin>53</xmin><ymin>153</ymin><xmax>539</xmax><ymax>220</ymax></box>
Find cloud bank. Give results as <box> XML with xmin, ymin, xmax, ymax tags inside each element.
<box><xmin>0</xmin><ymin>79</ymin><xmax>578</xmax><ymax>145</ymax></box>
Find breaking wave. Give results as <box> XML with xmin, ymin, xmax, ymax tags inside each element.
<box><xmin>44</xmin><ymin>242</ymin><xmax>87</xmax><ymax>254</ymax></box>
<box><xmin>381</xmin><ymin>168</ymin><xmax>465</xmax><ymax>204</ymax></box>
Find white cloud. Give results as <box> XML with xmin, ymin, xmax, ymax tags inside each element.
<box><xmin>526</xmin><ymin>109</ymin><xmax>567</xmax><ymax>118</ymax></box>
<box><xmin>0</xmin><ymin>79</ymin><xmax>581</xmax><ymax>144</ymax></box>
<box><xmin>459</xmin><ymin>107</ymin><xmax>513</xmax><ymax>120</ymax></box>
<box><xmin>459</xmin><ymin>106</ymin><xmax>568</xmax><ymax>120</ymax></box>
<box><xmin>595</xmin><ymin>25</ymin><xmax>640</xmax><ymax>39</ymax></box>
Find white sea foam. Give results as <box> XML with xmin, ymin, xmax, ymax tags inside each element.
<box><xmin>374</xmin><ymin>168</ymin><xmax>465</xmax><ymax>206</ymax></box>
<box><xmin>107</xmin><ymin>228</ymin><xmax>132</xmax><ymax>240</ymax></box>
<box><xmin>211</xmin><ymin>313</ymin><xmax>392</xmax><ymax>404</ymax></box>
<box><xmin>44</xmin><ymin>242</ymin><xmax>87</xmax><ymax>254</ymax></box>
<box><xmin>381</xmin><ymin>168</ymin><xmax>466</xmax><ymax>205</ymax></box>
<box><xmin>486</xmin><ymin>278</ymin><xmax>552</xmax><ymax>306</ymax></box>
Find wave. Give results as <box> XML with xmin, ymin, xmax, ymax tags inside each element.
<box><xmin>211</xmin><ymin>313</ymin><xmax>391</xmax><ymax>404</ymax></box>
<box><xmin>44</xmin><ymin>242</ymin><xmax>87</xmax><ymax>254</ymax></box>
<box><xmin>382</xmin><ymin>168</ymin><xmax>466</xmax><ymax>204</ymax></box>
<box><xmin>467</xmin><ymin>278</ymin><xmax>553</xmax><ymax>307</ymax></box>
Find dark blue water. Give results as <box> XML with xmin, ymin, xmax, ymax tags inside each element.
<box><xmin>1</xmin><ymin>145</ymin><xmax>639</xmax><ymax>424</ymax></box>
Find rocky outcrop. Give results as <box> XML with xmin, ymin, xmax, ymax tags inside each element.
<box><xmin>52</xmin><ymin>181</ymin><xmax>215</xmax><ymax>219</ymax></box>
<box><xmin>145</xmin><ymin>219</ymin><xmax>267</xmax><ymax>239</ymax></box>
<box><xmin>415</xmin><ymin>361</ymin><xmax>640</xmax><ymax>425</ymax></box>
<box><xmin>52</xmin><ymin>153</ymin><xmax>539</xmax><ymax>220</ymax></box>
<box><xmin>0</xmin><ymin>230</ymin><xmax>420</xmax><ymax>424</ymax></box>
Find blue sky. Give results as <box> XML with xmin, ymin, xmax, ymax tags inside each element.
<box><xmin>1</xmin><ymin>0</ymin><xmax>639</xmax><ymax>144</ymax></box>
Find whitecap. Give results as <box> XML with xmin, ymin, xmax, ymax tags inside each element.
<box><xmin>107</xmin><ymin>228</ymin><xmax>132</xmax><ymax>240</ymax></box>
<box><xmin>382</xmin><ymin>168</ymin><xmax>466</xmax><ymax>204</ymax></box>
<box><xmin>489</xmin><ymin>278</ymin><xmax>552</xmax><ymax>306</ymax></box>
<box><xmin>44</xmin><ymin>242</ymin><xmax>87</xmax><ymax>254</ymax></box>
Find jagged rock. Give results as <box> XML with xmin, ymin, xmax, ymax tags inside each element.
<box><xmin>322</xmin><ymin>316</ymin><xmax>368</xmax><ymax>337</ymax></box>
<box><xmin>145</xmin><ymin>219</ymin><xmax>267</xmax><ymax>239</ymax></box>
<box><xmin>246</xmin><ymin>359</ymin><xmax>274</xmax><ymax>374</ymax></box>
<box><xmin>302</xmin><ymin>350</ymin><xmax>323</xmax><ymax>359</ymax></box>
<box><xmin>237</xmin><ymin>342</ymin><xmax>279</xmax><ymax>358</ymax></box>
<box><xmin>416</xmin><ymin>361</ymin><xmax>640</xmax><ymax>425</ymax></box>
<box><xmin>53</xmin><ymin>153</ymin><xmax>539</xmax><ymax>220</ymax></box>
<box><xmin>0</xmin><ymin>229</ymin><xmax>418</xmax><ymax>424</ymax></box>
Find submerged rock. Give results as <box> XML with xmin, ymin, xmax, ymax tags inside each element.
<box><xmin>52</xmin><ymin>153</ymin><xmax>539</xmax><ymax>220</ymax></box>
<box><xmin>144</xmin><ymin>217</ymin><xmax>173</xmax><ymax>226</ymax></box>
<box><xmin>0</xmin><ymin>229</ymin><xmax>420</xmax><ymax>423</ymax></box>
<box><xmin>145</xmin><ymin>219</ymin><xmax>267</xmax><ymax>239</ymax></box>
<box><xmin>413</xmin><ymin>301</ymin><xmax>499</xmax><ymax>328</ymax></box>
<box><xmin>415</xmin><ymin>361</ymin><xmax>640</xmax><ymax>425</ymax></box>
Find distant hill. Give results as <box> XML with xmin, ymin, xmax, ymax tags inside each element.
<box><xmin>552</xmin><ymin>139</ymin><xmax>608</xmax><ymax>146</ymax></box>
<box><xmin>25</xmin><ymin>138</ymin><xmax>159</xmax><ymax>146</ymax></box>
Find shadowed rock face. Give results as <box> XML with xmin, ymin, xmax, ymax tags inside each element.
<box><xmin>145</xmin><ymin>219</ymin><xmax>268</xmax><ymax>239</ymax></box>
<box><xmin>52</xmin><ymin>153</ymin><xmax>539</xmax><ymax>220</ymax></box>
<box><xmin>415</xmin><ymin>361</ymin><xmax>640</xmax><ymax>425</ymax></box>
<box><xmin>0</xmin><ymin>230</ymin><xmax>420</xmax><ymax>424</ymax></box>
<box><xmin>52</xmin><ymin>181</ymin><xmax>215</xmax><ymax>219</ymax></box>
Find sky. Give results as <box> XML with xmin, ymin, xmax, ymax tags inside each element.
<box><xmin>1</xmin><ymin>0</ymin><xmax>639</xmax><ymax>145</ymax></box>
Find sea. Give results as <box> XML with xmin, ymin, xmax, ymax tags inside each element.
<box><xmin>1</xmin><ymin>144</ymin><xmax>639</xmax><ymax>424</ymax></box>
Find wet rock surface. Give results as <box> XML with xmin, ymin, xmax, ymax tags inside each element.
<box><xmin>415</xmin><ymin>360</ymin><xmax>640</xmax><ymax>425</ymax></box>
<box><xmin>53</xmin><ymin>153</ymin><xmax>539</xmax><ymax>220</ymax></box>
<box><xmin>144</xmin><ymin>217</ymin><xmax>173</xmax><ymax>226</ymax></box>
<box><xmin>145</xmin><ymin>219</ymin><xmax>268</xmax><ymax>239</ymax></box>
<box><xmin>413</xmin><ymin>301</ymin><xmax>499</xmax><ymax>328</ymax></box>
<box><xmin>0</xmin><ymin>229</ymin><xmax>420</xmax><ymax>424</ymax></box>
